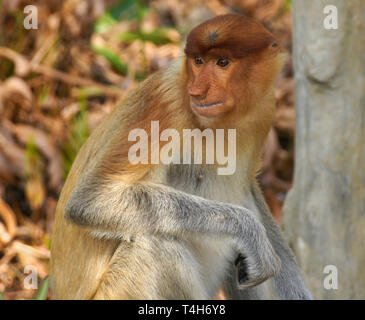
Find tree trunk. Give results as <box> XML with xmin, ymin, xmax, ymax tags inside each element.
<box><xmin>283</xmin><ymin>0</ymin><xmax>365</xmax><ymax>299</ymax></box>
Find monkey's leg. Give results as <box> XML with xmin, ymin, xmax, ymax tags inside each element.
<box><xmin>65</xmin><ymin>177</ymin><xmax>281</xmax><ymax>289</ymax></box>
<box><xmin>92</xmin><ymin>236</ymin><xmax>208</xmax><ymax>300</ymax></box>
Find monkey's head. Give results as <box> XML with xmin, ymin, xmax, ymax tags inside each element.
<box><xmin>184</xmin><ymin>14</ymin><xmax>286</xmax><ymax>126</ymax></box>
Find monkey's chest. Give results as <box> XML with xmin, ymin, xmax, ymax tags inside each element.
<box><xmin>165</xmin><ymin>164</ymin><xmax>247</xmax><ymax>205</ymax></box>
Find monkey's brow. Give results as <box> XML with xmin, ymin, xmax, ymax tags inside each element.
<box><xmin>206</xmin><ymin>30</ymin><xmax>219</xmax><ymax>44</ymax></box>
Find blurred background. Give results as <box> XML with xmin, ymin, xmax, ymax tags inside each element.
<box><xmin>0</xmin><ymin>0</ymin><xmax>310</xmax><ymax>299</ymax></box>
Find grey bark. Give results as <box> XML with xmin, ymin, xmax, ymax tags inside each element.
<box><xmin>283</xmin><ymin>0</ymin><xmax>365</xmax><ymax>299</ymax></box>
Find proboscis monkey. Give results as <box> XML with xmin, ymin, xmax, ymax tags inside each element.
<box><xmin>50</xmin><ymin>14</ymin><xmax>312</xmax><ymax>300</ymax></box>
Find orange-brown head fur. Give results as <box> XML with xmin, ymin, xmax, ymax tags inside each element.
<box><xmin>185</xmin><ymin>14</ymin><xmax>277</xmax><ymax>58</ymax></box>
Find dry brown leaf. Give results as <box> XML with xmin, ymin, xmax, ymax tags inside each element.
<box><xmin>12</xmin><ymin>241</ymin><xmax>50</xmax><ymax>260</ymax></box>
<box><xmin>12</xmin><ymin>241</ymin><xmax>49</xmax><ymax>279</ymax></box>
<box><xmin>0</xmin><ymin>197</ymin><xmax>17</xmax><ymax>239</ymax></box>
<box><xmin>0</xmin><ymin>128</ymin><xmax>25</xmax><ymax>176</ymax></box>
<box><xmin>16</xmin><ymin>218</ymin><xmax>46</xmax><ymax>241</ymax></box>
<box><xmin>25</xmin><ymin>179</ymin><xmax>46</xmax><ymax>212</ymax></box>
<box><xmin>0</xmin><ymin>222</ymin><xmax>11</xmax><ymax>245</ymax></box>
<box><xmin>0</xmin><ymin>245</ymin><xmax>16</xmax><ymax>270</ymax></box>
<box><xmin>0</xmin><ymin>77</ymin><xmax>33</xmax><ymax>101</ymax></box>
<box><xmin>0</xmin><ymin>47</ymin><xmax>31</xmax><ymax>77</ymax></box>
<box><xmin>61</xmin><ymin>102</ymin><xmax>80</xmax><ymax>121</ymax></box>
<box><xmin>0</xmin><ymin>153</ymin><xmax>16</xmax><ymax>183</ymax></box>
<box><xmin>9</xmin><ymin>124</ymin><xmax>63</xmax><ymax>190</ymax></box>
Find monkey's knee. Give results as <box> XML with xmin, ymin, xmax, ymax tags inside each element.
<box><xmin>92</xmin><ymin>237</ymin><xmax>207</xmax><ymax>299</ymax></box>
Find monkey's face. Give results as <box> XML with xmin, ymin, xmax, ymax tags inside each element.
<box><xmin>184</xmin><ymin>14</ymin><xmax>284</xmax><ymax>126</ymax></box>
<box><xmin>186</xmin><ymin>54</ymin><xmax>241</xmax><ymax>120</ymax></box>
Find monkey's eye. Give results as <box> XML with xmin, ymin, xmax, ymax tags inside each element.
<box><xmin>194</xmin><ymin>56</ymin><xmax>204</xmax><ymax>65</ymax></box>
<box><xmin>216</xmin><ymin>58</ymin><xmax>230</xmax><ymax>68</ymax></box>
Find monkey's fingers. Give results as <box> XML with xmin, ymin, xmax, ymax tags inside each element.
<box><xmin>235</xmin><ymin>250</ymin><xmax>281</xmax><ymax>290</ymax></box>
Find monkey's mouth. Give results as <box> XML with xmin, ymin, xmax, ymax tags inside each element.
<box><xmin>191</xmin><ymin>101</ymin><xmax>226</xmax><ymax>118</ymax></box>
<box><xmin>193</xmin><ymin>102</ymin><xmax>223</xmax><ymax>108</ymax></box>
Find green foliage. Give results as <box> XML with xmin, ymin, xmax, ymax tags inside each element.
<box><xmin>43</xmin><ymin>233</ymin><xmax>51</xmax><ymax>251</ymax></box>
<box><xmin>119</xmin><ymin>28</ymin><xmax>175</xmax><ymax>46</ymax></box>
<box><xmin>134</xmin><ymin>70</ymin><xmax>147</xmax><ymax>82</ymax></box>
<box><xmin>25</xmin><ymin>136</ymin><xmax>39</xmax><ymax>171</ymax></box>
<box><xmin>0</xmin><ymin>277</ymin><xmax>49</xmax><ymax>300</ymax></box>
<box><xmin>38</xmin><ymin>85</ymin><xmax>50</xmax><ymax>106</ymax></box>
<box><xmin>94</xmin><ymin>12</ymin><xmax>118</xmax><ymax>34</ymax></box>
<box><xmin>32</xmin><ymin>277</ymin><xmax>49</xmax><ymax>300</ymax></box>
<box><xmin>73</xmin><ymin>86</ymin><xmax>111</xmax><ymax>98</ymax></box>
<box><xmin>92</xmin><ymin>0</ymin><xmax>178</xmax><ymax>82</ymax></box>
<box><xmin>94</xmin><ymin>0</ymin><xmax>148</xmax><ymax>33</ymax></box>
<box><xmin>91</xmin><ymin>44</ymin><xmax>148</xmax><ymax>81</ymax></box>
<box><xmin>91</xmin><ymin>44</ymin><xmax>128</xmax><ymax>75</ymax></box>
<box><xmin>62</xmin><ymin>92</ymin><xmax>89</xmax><ymax>178</ymax></box>
<box><xmin>284</xmin><ymin>0</ymin><xmax>291</xmax><ymax>11</ymax></box>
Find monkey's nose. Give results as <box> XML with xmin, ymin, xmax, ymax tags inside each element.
<box><xmin>188</xmin><ymin>86</ymin><xmax>207</xmax><ymax>99</ymax></box>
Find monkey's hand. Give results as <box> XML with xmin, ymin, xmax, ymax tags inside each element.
<box><xmin>233</xmin><ymin>222</ymin><xmax>281</xmax><ymax>290</ymax></box>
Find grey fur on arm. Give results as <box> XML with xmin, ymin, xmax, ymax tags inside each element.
<box><xmin>65</xmin><ymin>175</ymin><xmax>281</xmax><ymax>289</ymax></box>
<box><xmin>250</xmin><ymin>184</ymin><xmax>312</xmax><ymax>299</ymax></box>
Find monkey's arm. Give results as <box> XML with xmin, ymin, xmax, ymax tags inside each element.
<box><xmin>65</xmin><ymin>176</ymin><xmax>281</xmax><ymax>289</ymax></box>
<box><xmin>224</xmin><ymin>184</ymin><xmax>312</xmax><ymax>299</ymax></box>
<box><xmin>250</xmin><ymin>184</ymin><xmax>312</xmax><ymax>299</ymax></box>
<box><xmin>223</xmin><ymin>185</ymin><xmax>312</xmax><ymax>300</ymax></box>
